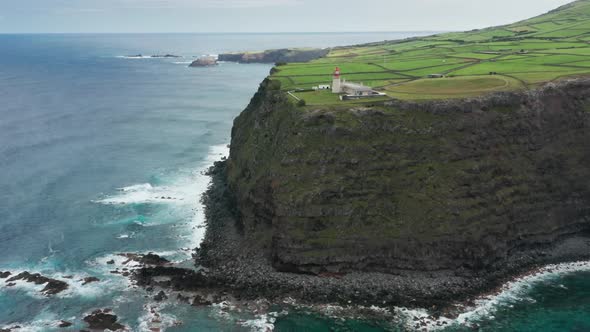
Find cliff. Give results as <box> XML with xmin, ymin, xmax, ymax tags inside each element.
<box><xmin>218</xmin><ymin>48</ymin><xmax>329</xmax><ymax>64</ymax></box>
<box><xmin>223</xmin><ymin>78</ymin><xmax>590</xmax><ymax>278</ymax></box>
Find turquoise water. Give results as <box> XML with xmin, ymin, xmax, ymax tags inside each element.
<box><xmin>0</xmin><ymin>33</ymin><xmax>589</xmax><ymax>331</ymax></box>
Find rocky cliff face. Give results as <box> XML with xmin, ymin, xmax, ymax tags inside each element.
<box><xmin>226</xmin><ymin>78</ymin><xmax>590</xmax><ymax>276</ymax></box>
<box><xmin>218</xmin><ymin>48</ymin><xmax>329</xmax><ymax>64</ymax></box>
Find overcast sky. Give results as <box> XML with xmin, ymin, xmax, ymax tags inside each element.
<box><xmin>0</xmin><ymin>0</ymin><xmax>575</xmax><ymax>33</ymax></box>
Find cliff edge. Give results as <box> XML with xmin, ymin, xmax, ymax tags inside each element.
<box><xmin>197</xmin><ymin>78</ymin><xmax>590</xmax><ymax>306</ymax></box>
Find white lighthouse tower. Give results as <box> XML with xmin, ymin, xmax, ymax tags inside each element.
<box><xmin>332</xmin><ymin>66</ymin><xmax>342</xmax><ymax>93</ymax></box>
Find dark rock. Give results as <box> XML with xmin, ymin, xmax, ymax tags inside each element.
<box><xmin>154</xmin><ymin>291</ymin><xmax>168</xmax><ymax>302</ymax></box>
<box><xmin>177</xmin><ymin>294</ymin><xmax>190</xmax><ymax>303</ymax></box>
<box><xmin>107</xmin><ymin>260</ymin><xmax>115</xmax><ymax>265</ymax></box>
<box><xmin>191</xmin><ymin>294</ymin><xmax>212</xmax><ymax>306</ymax></box>
<box><xmin>82</xmin><ymin>277</ymin><xmax>100</xmax><ymax>285</ymax></box>
<box><xmin>6</xmin><ymin>272</ymin><xmax>68</xmax><ymax>295</ymax></box>
<box><xmin>0</xmin><ymin>271</ymin><xmax>10</xmax><ymax>279</ymax></box>
<box><xmin>58</xmin><ymin>320</ymin><xmax>73</xmax><ymax>328</ymax></box>
<box><xmin>42</xmin><ymin>280</ymin><xmax>69</xmax><ymax>295</ymax></box>
<box><xmin>83</xmin><ymin>309</ymin><xmax>125</xmax><ymax>331</ymax></box>
<box><xmin>133</xmin><ymin>266</ymin><xmax>210</xmax><ymax>291</ymax></box>
<box><xmin>151</xmin><ymin>54</ymin><xmax>180</xmax><ymax>58</ymax></box>
<box><xmin>141</xmin><ymin>253</ymin><xmax>169</xmax><ymax>266</ymax></box>
<box><xmin>0</xmin><ymin>327</ymin><xmax>20</xmax><ymax>332</ymax></box>
<box><xmin>118</xmin><ymin>253</ymin><xmax>169</xmax><ymax>267</ymax></box>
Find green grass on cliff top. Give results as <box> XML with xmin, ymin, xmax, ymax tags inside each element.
<box><xmin>271</xmin><ymin>0</ymin><xmax>590</xmax><ymax>104</ymax></box>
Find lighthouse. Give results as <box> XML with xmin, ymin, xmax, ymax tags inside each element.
<box><xmin>332</xmin><ymin>67</ymin><xmax>342</xmax><ymax>93</ymax></box>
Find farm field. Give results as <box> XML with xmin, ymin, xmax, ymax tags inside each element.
<box><xmin>271</xmin><ymin>0</ymin><xmax>590</xmax><ymax>105</ymax></box>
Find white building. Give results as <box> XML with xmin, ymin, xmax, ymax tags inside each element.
<box><xmin>313</xmin><ymin>84</ymin><xmax>331</xmax><ymax>90</ymax></box>
<box><xmin>331</xmin><ymin>67</ymin><xmax>386</xmax><ymax>100</ymax></box>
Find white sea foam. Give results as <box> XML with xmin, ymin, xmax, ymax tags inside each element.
<box><xmin>454</xmin><ymin>261</ymin><xmax>590</xmax><ymax>326</ymax></box>
<box><xmin>137</xmin><ymin>303</ymin><xmax>181</xmax><ymax>332</ymax></box>
<box><xmin>95</xmin><ymin>182</ymin><xmax>187</xmax><ymax>205</ymax></box>
<box><xmin>1</xmin><ymin>317</ymin><xmax>62</xmax><ymax>332</ymax></box>
<box><xmin>116</xmin><ymin>55</ymin><xmax>153</xmax><ymax>59</ymax></box>
<box><xmin>0</xmin><ymin>268</ymin><xmax>116</xmax><ymax>300</ymax></box>
<box><xmin>393</xmin><ymin>260</ymin><xmax>590</xmax><ymax>331</ymax></box>
<box><xmin>210</xmin><ymin>301</ymin><xmax>237</xmax><ymax>322</ymax></box>
<box><xmin>94</xmin><ymin>144</ymin><xmax>229</xmax><ymax>253</ymax></box>
<box><xmin>240</xmin><ymin>314</ymin><xmax>275</xmax><ymax>332</ymax></box>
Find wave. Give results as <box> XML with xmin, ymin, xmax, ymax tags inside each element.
<box><xmin>0</xmin><ymin>269</ymin><xmax>123</xmax><ymax>300</ymax></box>
<box><xmin>95</xmin><ymin>144</ymin><xmax>228</xmax><ymax>207</ymax></box>
<box><xmin>392</xmin><ymin>260</ymin><xmax>590</xmax><ymax>331</ymax></box>
<box><xmin>240</xmin><ymin>314</ymin><xmax>276</xmax><ymax>332</ymax></box>
<box><xmin>115</xmin><ymin>55</ymin><xmax>153</xmax><ymax>59</ymax></box>
<box><xmin>93</xmin><ymin>144</ymin><xmax>228</xmax><ymax>252</ymax></box>
<box><xmin>95</xmin><ymin>183</ymin><xmax>187</xmax><ymax>205</ymax></box>
<box><xmin>0</xmin><ymin>314</ymin><xmax>62</xmax><ymax>332</ymax></box>
<box><xmin>137</xmin><ymin>303</ymin><xmax>181</xmax><ymax>332</ymax></box>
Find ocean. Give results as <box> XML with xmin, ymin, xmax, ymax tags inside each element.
<box><xmin>0</xmin><ymin>33</ymin><xmax>589</xmax><ymax>332</ymax></box>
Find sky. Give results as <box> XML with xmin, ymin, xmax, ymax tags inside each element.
<box><xmin>0</xmin><ymin>0</ymin><xmax>576</xmax><ymax>33</ymax></box>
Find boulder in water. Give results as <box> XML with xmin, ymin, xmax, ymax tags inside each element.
<box><xmin>83</xmin><ymin>309</ymin><xmax>126</xmax><ymax>331</ymax></box>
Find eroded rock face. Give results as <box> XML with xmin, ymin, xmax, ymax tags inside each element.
<box><xmin>189</xmin><ymin>56</ymin><xmax>218</xmax><ymax>67</ymax></box>
<box><xmin>225</xmin><ymin>78</ymin><xmax>590</xmax><ymax>275</ymax></box>
<box><xmin>218</xmin><ymin>48</ymin><xmax>329</xmax><ymax>64</ymax></box>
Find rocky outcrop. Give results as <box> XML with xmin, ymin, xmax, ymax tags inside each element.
<box><xmin>82</xmin><ymin>277</ymin><xmax>100</xmax><ymax>285</ymax></box>
<box><xmin>221</xmin><ymin>78</ymin><xmax>590</xmax><ymax>278</ymax></box>
<box><xmin>83</xmin><ymin>309</ymin><xmax>126</xmax><ymax>331</ymax></box>
<box><xmin>189</xmin><ymin>56</ymin><xmax>218</xmax><ymax>67</ymax></box>
<box><xmin>218</xmin><ymin>48</ymin><xmax>329</xmax><ymax>64</ymax></box>
<box><xmin>5</xmin><ymin>272</ymin><xmax>68</xmax><ymax>295</ymax></box>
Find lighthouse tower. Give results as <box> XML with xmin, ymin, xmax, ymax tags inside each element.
<box><xmin>332</xmin><ymin>67</ymin><xmax>342</xmax><ymax>93</ymax></box>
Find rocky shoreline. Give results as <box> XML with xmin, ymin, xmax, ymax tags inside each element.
<box><xmin>186</xmin><ymin>160</ymin><xmax>590</xmax><ymax>311</ymax></box>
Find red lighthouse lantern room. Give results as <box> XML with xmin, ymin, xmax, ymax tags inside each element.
<box><xmin>333</xmin><ymin>67</ymin><xmax>341</xmax><ymax>78</ymax></box>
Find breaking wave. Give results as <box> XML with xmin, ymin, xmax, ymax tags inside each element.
<box><xmin>393</xmin><ymin>260</ymin><xmax>590</xmax><ymax>331</ymax></box>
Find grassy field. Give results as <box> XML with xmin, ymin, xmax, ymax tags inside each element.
<box><xmin>270</xmin><ymin>0</ymin><xmax>590</xmax><ymax>104</ymax></box>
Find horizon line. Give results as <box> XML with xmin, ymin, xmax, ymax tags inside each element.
<box><xmin>0</xmin><ymin>30</ymin><xmax>447</xmax><ymax>35</ymax></box>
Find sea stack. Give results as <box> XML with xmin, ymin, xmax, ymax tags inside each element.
<box><xmin>189</xmin><ymin>56</ymin><xmax>218</xmax><ymax>67</ymax></box>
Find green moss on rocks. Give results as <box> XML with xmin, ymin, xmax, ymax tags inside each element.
<box><xmin>226</xmin><ymin>79</ymin><xmax>590</xmax><ymax>275</ymax></box>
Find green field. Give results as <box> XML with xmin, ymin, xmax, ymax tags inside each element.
<box><xmin>271</xmin><ymin>0</ymin><xmax>590</xmax><ymax>104</ymax></box>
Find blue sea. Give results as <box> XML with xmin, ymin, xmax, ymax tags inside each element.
<box><xmin>1</xmin><ymin>33</ymin><xmax>589</xmax><ymax>332</ymax></box>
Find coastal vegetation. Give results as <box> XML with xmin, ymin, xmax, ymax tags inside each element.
<box><xmin>196</xmin><ymin>0</ymin><xmax>590</xmax><ymax>311</ymax></box>
<box><xmin>270</xmin><ymin>0</ymin><xmax>590</xmax><ymax>104</ymax></box>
